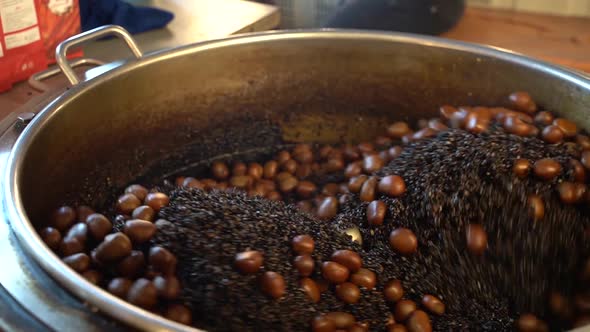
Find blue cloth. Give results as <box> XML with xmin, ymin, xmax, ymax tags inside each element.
<box><xmin>80</xmin><ymin>0</ymin><xmax>174</xmax><ymax>34</ymax></box>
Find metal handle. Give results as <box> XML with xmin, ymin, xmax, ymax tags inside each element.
<box><xmin>28</xmin><ymin>58</ymin><xmax>105</xmax><ymax>92</ymax></box>
<box><xmin>55</xmin><ymin>25</ymin><xmax>143</xmax><ymax>85</ymax></box>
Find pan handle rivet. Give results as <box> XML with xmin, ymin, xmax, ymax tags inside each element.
<box><xmin>17</xmin><ymin>112</ymin><xmax>36</xmax><ymax>124</ymax></box>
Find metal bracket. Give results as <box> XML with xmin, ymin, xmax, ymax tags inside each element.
<box><xmin>28</xmin><ymin>58</ymin><xmax>105</xmax><ymax>92</ymax></box>
<box><xmin>16</xmin><ymin>113</ymin><xmax>36</xmax><ymax>125</ymax></box>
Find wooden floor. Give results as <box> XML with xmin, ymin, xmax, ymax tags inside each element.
<box><xmin>443</xmin><ymin>7</ymin><xmax>590</xmax><ymax>72</ymax></box>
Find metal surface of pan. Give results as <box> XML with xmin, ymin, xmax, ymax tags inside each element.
<box><xmin>2</xmin><ymin>25</ymin><xmax>590</xmax><ymax>331</ymax></box>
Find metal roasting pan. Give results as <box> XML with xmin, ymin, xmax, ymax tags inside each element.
<box><xmin>1</xmin><ymin>25</ymin><xmax>590</xmax><ymax>331</ymax></box>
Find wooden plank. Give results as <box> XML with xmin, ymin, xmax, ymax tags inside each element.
<box><xmin>443</xmin><ymin>7</ymin><xmax>590</xmax><ymax>72</ymax></box>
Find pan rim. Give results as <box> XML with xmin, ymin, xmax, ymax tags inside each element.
<box><xmin>5</xmin><ymin>28</ymin><xmax>590</xmax><ymax>331</ymax></box>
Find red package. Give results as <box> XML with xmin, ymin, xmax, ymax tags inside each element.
<box><xmin>38</xmin><ymin>0</ymin><xmax>82</xmax><ymax>63</ymax></box>
<box><xmin>0</xmin><ymin>0</ymin><xmax>47</xmax><ymax>92</ymax></box>
<box><xmin>0</xmin><ymin>0</ymin><xmax>81</xmax><ymax>92</ymax></box>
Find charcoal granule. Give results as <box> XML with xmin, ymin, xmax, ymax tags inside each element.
<box><xmin>153</xmin><ymin>127</ymin><xmax>590</xmax><ymax>332</ymax></box>
<box><xmin>333</xmin><ymin>127</ymin><xmax>590</xmax><ymax>331</ymax></box>
<box><xmin>154</xmin><ymin>189</ymin><xmax>392</xmax><ymax>331</ymax></box>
